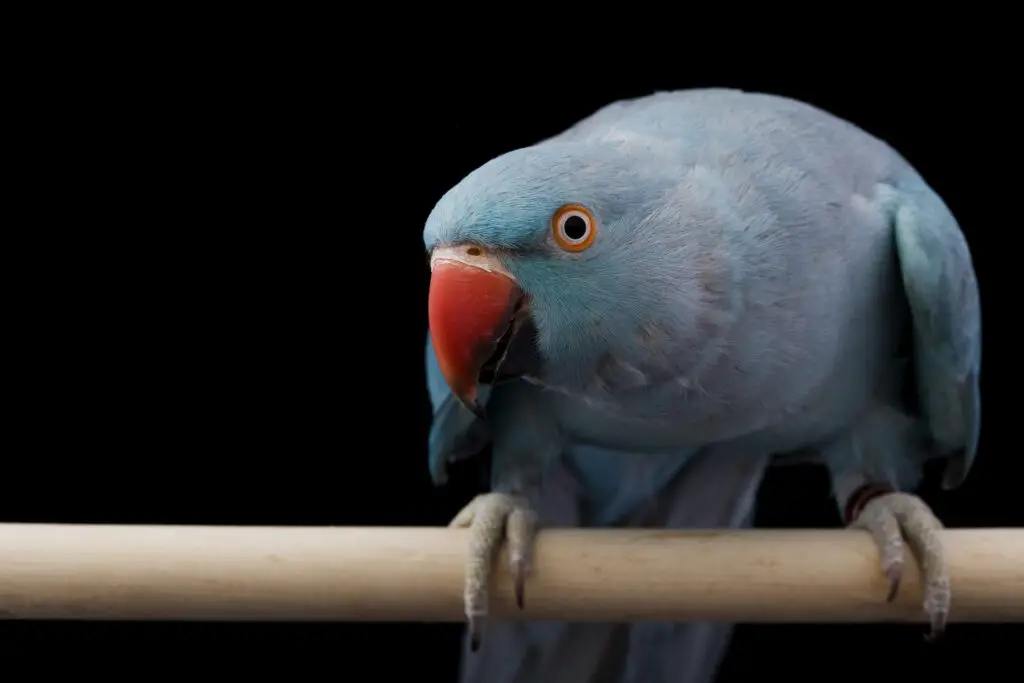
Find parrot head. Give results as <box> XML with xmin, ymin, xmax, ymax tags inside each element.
<box><xmin>424</xmin><ymin>140</ymin><xmax>731</xmax><ymax>415</ymax></box>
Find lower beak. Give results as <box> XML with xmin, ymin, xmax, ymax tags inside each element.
<box><xmin>428</xmin><ymin>246</ymin><xmax>523</xmax><ymax>416</ymax></box>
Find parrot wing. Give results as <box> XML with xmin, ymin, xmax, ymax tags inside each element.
<box><xmin>891</xmin><ymin>184</ymin><xmax>982</xmax><ymax>488</ymax></box>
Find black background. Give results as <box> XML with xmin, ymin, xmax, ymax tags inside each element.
<box><xmin>6</xmin><ymin>53</ymin><xmax>1019</xmax><ymax>682</ymax></box>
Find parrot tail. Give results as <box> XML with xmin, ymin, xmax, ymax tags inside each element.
<box><xmin>457</xmin><ymin>447</ymin><xmax>771</xmax><ymax>683</ymax></box>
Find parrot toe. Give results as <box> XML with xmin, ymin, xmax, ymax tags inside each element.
<box><xmin>849</xmin><ymin>490</ymin><xmax>950</xmax><ymax>639</ymax></box>
<box><xmin>449</xmin><ymin>492</ymin><xmax>539</xmax><ymax>651</ymax></box>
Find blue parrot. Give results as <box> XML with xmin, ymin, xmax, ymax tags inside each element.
<box><xmin>422</xmin><ymin>89</ymin><xmax>981</xmax><ymax>683</ymax></box>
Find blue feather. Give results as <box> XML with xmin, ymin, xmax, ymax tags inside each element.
<box><xmin>890</xmin><ymin>183</ymin><xmax>982</xmax><ymax>487</ymax></box>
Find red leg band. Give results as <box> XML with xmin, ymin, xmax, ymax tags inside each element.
<box><xmin>844</xmin><ymin>483</ymin><xmax>896</xmax><ymax>525</ymax></box>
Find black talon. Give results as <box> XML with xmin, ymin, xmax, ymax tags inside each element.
<box><xmin>469</xmin><ymin>615</ymin><xmax>483</xmax><ymax>652</ymax></box>
<box><xmin>885</xmin><ymin>566</ymin><xmax>902</xmax><ymax>603</ymax></box>
<box><xmin>924</xmin><ymin>611</ymin><xmax>948</xmax><ymax>642</ymax></box>
<box><xmin>515</xmin><ymin>572</ymin><xmax>525</xmax><ymax>610</ymax></box>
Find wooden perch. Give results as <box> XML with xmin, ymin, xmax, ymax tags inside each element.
<box><xmin>0</xmin><ymin>524</ymin><xmax>1020</xmax><ymax>622</ymax></box>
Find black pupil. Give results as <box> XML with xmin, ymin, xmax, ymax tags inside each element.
<box><xmin>563</xmin><ymin>215</ymin><xmax>587</xmax><ymax>240</ymax></box>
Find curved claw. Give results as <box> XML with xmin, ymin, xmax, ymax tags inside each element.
<box><xmin>507</xmin><ymin>505</ymin><xmax>537</xmax><ymax>611</ymax></box>
<box><xmin>925</xmin><ymin>610</ymin><xmax>948</xmax><ymax>642</ymax></box>
<box><xmin>850</xmin><ymin>491</ymin><xmax>949</xmax><ymax>640</ymax></box>
<box><xmin>885</xmin><ymin>564</ymin><xmax>902</xmax><ymax>603</ymax></box>
<box><xmin>449</xmin><ymin>492</ymin><xmax>539</xmax><ymax>653</ymax></box>
<box><xmin>469</xmin><ymin>617</ymin><xmax>483</xmax><ymax>652</ymax></box>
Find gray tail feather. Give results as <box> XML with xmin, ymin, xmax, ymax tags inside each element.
<box><xmin>458</xmin><ymin>448</ymin><xmax>771</xmax><ymax>683</ymax></box>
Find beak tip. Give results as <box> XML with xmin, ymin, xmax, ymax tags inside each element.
<box><xmin>429</xmin><ymin>256</ymin><xmax>521</xmax><ymax>426</ymax></box>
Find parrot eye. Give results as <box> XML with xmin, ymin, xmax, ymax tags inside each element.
<box><xmin>551</xmin><ymin>204</ymin><xmax>596</xmax><ymax>252</ymax></box>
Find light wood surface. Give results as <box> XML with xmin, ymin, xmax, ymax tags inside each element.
<box><xmin>0</xmin><ymin>525</ymin><xmax>1020</xmax><ymax>622</ymax></box>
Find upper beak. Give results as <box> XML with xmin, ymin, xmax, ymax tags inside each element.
<box><xmin>428</xmin><ymin>245</ymin><xmax>523</xmax><ymax>416</ymax></box>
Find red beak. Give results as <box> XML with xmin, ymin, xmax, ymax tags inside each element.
<box><xmin>428</xmin><ymin>255</ymin><xmax>522</xmax><ymax>415</ymax></box>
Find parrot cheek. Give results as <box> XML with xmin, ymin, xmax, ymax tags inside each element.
<box><xmin>428</xmin><ymin>257</ymin><xmax>523</xmax><ymax>415</ymax></box>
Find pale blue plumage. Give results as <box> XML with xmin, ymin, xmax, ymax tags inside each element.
<box><xmin>889</xmin><ymin>185</ymin><xmax>982</xmax><ymax>487</ymax></box>
<box><xmin>423</xmin><ymin>89</ymin><xmax>981</xmax><ymax>683</ymax></box>
<box><xmin>426</xmin><ymin>332</ymin><xmax>693</xmax><ymax>525</ymax></box>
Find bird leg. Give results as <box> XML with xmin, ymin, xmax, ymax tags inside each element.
<box><xmin>449</xmin><ymin>491</ymin><xmax>540</xmax><ymax>651</ymax></box>
<box><xmin>845</xmin><ymin>485</ymin><xmax>950</xmax><ymax>638</ymax></box>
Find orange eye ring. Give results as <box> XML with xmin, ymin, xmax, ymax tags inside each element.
<box><xmin>551</xmin><ymin>204</ymin><xmax>597</xmax><ymax>252</ymax></box>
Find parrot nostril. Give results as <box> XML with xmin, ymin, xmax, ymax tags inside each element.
<box><xmin>466</xmin><ymin>247</ymin><xmax>481</xmax><ymax>256</ymax></box>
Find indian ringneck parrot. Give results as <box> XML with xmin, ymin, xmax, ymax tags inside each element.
<box><xmin>422</xmin><ymin>89</ymin><xmax>981</xmax><ymax>683</ymax></box>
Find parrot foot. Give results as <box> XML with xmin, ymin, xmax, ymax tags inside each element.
<box><xmin>848</xmin><ymin>489</ymin><xmax>950</xmax><ymax>639</ymax></box>
<box><xmin>449</xmin><ymin>491</ymin><xmax>539</xmax><ymax>652</ymax></box>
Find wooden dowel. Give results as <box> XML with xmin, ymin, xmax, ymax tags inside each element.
<box><xmin>0</xmin><ymin>525</ymin><xmax>1020</xmax><ymax>622</ymax></box>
